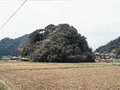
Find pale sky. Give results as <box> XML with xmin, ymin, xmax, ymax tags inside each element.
<box><xmin>0</xmin><ymin>0</ymin><xmax>120</xmax><ymax>51</ymax></box>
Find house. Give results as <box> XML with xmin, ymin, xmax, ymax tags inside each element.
<box><xmin>2</xmin><ymin>56</ymin><xmax>10</xmax><ymax>60</ymax></box>
<box><xmin>2</xmin><ymin>56</ymin><xmax>18</xmax><ymax>60</ymax></box>
<box><xmin>20</xmin><ymin>58</ymin><xmax>30</xmax><ymax>61</ymax></box>
<box><xmin>95</xmin><ymin>53</ymin><xmax>101</xmax><ymax>60</ymax></box>
<box><xmin>9</xmin><ymin>56</ymin><xmax>18</xmax><ymax>60</ymax></box>
<box><xmin>109</xmin><ymin>53</ymin><xmax>116</xmax><ymax>59</ymax></box>
<box><xmin>105</xmin><ymin>54</ymin><xmax>110</xmax><ymax>59</ymax></box>
<box><xmin>100</xmin><ymin>53</ymin><xmax>105</xmax><ymax>59</ymax></box>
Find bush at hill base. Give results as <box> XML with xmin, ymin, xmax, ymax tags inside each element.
<box><xmin>21</xmin><ymin>24</ymin><xmax>95</xmax><ymax>62</ymax></box>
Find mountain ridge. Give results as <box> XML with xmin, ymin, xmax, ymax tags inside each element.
<box><xmin>95</xmin><ymin>36</ymin><xmax>120</xmax><ymax>53</ymax></box>
<box><xmin>0</xmin><ymin>34</ymin><xmax>29</xmax><ymax>58</ymax></box>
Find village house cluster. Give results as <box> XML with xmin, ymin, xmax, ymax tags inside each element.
<box><xmin>95</xmin><ymin>52</ymin><xmax>118</xmax><ymax>60</ymax></box>
<box><xmin>1</xmin><ymin>55</ymin><xmax>20</xmax><ymax>60</ymax></box>
<box><xmin>1</xmin><ymin>52</ymin><xmax>120</xmax><ymax>62</ymax></box>
<box><xmin>1</xmin><ymin>55</ymin><xmax>30</xmax><ymax>61</ymax></box>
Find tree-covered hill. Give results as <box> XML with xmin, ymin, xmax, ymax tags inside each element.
<box><xmin>95</xmin><ymin>36</ymin><xmax>120</xmax><ymax>53</ymax></box>
<box><xmin>21</xmin><ymin>24</ymin><xmax>95</xmax><ymax>62</ymax></box>
<box><xmin>0</xmin><ymin>34</ymin><xmax>29</xmax><ymax>58</ymax></box>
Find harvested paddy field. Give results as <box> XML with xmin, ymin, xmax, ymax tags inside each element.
<box><xmin>0</xmin><ymin>61</ymin><xmax>120</xmax><ymax>90</ymax></box>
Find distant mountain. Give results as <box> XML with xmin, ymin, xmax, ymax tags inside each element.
<box><xmin>0</xmin><ymin>34</ymin><xmax>29</xmax><ymax>58</ymax></box>
<box><xmin>95</xmin><ymin>36</ymin><xmax>120</xmax><ymax>53</ymax></box>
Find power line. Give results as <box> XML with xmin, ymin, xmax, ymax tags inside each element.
<box><xmin>0</xmin><ymin>0</ymin><xmax>27</xmax><ymax>29</ymax></box>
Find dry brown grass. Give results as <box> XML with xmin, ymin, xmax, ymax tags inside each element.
<box><xmin>0</xmin><ymin>61</ymin><xmax>120</xmax><ymax>90</ymax></box>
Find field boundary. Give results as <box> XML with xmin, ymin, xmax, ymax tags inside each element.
<box><xmin>0</xmin><ymin>65</ymin><xmax>118</xmax><ymax>72</ymax></box>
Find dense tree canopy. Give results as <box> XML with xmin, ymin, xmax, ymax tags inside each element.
<box><xmin>21</xmin><ymin>24</ymin><xmax>95</xmax><ymax>62</ymax></box>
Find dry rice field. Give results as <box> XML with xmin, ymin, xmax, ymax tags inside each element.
<box><xmin>0</xmin><ymin>61</ymin><xmax>120</xmax><ymax>90</ymax></box>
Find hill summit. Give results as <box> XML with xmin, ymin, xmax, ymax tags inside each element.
<box><xmin>21</xmin><ymin>24</ymin><xmax>94</xmax><ymax>62</ymax></box>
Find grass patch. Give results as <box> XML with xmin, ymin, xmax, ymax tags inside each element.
<box><xmin>0</xmin><ymin>60</ymin><xmax>9</xmax><ymax>64</ymax></box>
<box><xmin>102</xmin><ymin>60</ymin><xmax>113</xmax><ymax>63</ymax></box>
<box><xmin>58</xmin><ymin>62</ymin><xmax>114</xmax><ymax>66</ymax></box>
<box><xmin>0</xmin><ymin>82</ymin><xmax>9</xmax><ymax>90</ymax></box>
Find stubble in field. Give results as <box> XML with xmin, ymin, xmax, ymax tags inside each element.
<box><xmin>0</xmin><ymin>61</ymin><xmax>120</xmax><ymax>90</ymax></box>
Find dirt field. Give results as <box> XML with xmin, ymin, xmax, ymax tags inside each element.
<box><xmin>0</xmin><ymin>61</ymin><xmax>120</xmax><ymax>90</ymax></box>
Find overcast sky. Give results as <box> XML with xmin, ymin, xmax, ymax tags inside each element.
<box><xmin>0</xmin><ymin>0</ymin><xmax>120</xmax><ymax>51</ymax></box>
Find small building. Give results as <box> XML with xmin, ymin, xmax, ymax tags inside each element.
<box><xmin>20</xmin><ymin>58</ymin><xmax>30</xmax><ymax>61</ymax></box>
<box><xmin>109</xmin><ymin>53</ymin><xmax>116</xmax><ymax>59</ymax></box>
<box><xmin>2</xmin><ymin>56</ymin><xmax>12</xmax><ymax>60</ymax></box>
<box><xmin>9</xmin><ymin>56</ymin><xmax>18</xmax><ymax>60</ymax></box>
<box><xmin>95</xmin><ymin>52</ymin><xmax>99</xmax><ymax>55</ymax></box>
<box><xmin>95</xmin><ymin>53</ymin><xmax>101</xmax><ymax>60</ymax></box>
<box><xmin>105</xmin><ymin>54</ymin><xmax>110</xmax><ymax>59</ymax></box>
<box><xmin>100</xmin><ymin>53</ymin><xmax>105</xmax><ymax>59</ymax></box>
<box><xmin>2</xmin><ymin>56</ymin><xmax>18</xmax><ymax>60</ymax></box>
<box><xmin>95</xmin><ymin>52</ymin><xmax>101</xmax><ymax>60</ymax></box>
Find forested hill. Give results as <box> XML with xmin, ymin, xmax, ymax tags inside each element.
<box><xmin>21</xmin><ymin>24</ymin><xmax>95</xmax><ymax>62</ymax></box>
<box><xmin>95</xmin><ymin>36</ymin><xmax>120</xmax><ymax>53</ymax></box>
<box><xmin>0</xmin><ymin>34</ymin><xmax>29</xmax><ymax>58</ymax></box>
